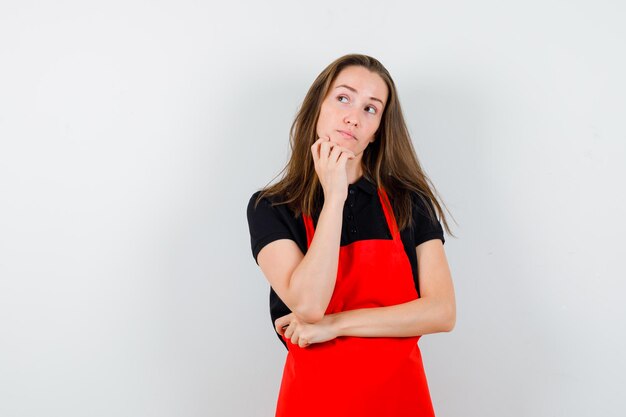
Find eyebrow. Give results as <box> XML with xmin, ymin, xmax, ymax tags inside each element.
<box><xmin>334</xmin><ymin>84</ymin><xmax>385</xmax><ymax>107</ymax></box>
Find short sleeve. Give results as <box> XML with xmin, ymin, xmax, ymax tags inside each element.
<box><xmin>411</xmin><ymin>192</ymin><xmax>445</xmax><ymax>246</ymax></box>
<box><xmin>246</xmin><ymin>191</ymin><xmax>298</xmax><ymax>265</ymax></box>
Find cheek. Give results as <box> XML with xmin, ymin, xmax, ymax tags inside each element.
<box><xmin>367</xmin><ymin>119</ymin><xmax>381</xmax><ymax>135</ymax></box>
<box><xmin>315</xmin><ymin>115</ymin><xmax>324</xmax><ymax>134</ymax></box>
<box><xmin>316</xmin><ymin>105</ymin><xmax>332</xmax><ymax>131</ymax></box>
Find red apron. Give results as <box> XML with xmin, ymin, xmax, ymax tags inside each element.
<box><xmin>275</xmin><ymin>188</ymin><xmax>436</xmax><ymax>417</ymax></box>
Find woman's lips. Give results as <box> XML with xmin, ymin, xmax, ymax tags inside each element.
<box><xmin>337</xmin><ymin>130</ymin><xmax>356</xmax><ymax>140</ymax></box>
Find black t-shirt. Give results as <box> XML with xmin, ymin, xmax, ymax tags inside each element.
<box><xmin>246</xmin><ymin>176</ymin><xmax>445</xmax><ymax>349</ymax></box>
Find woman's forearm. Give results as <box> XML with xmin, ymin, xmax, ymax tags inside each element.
<box><xmin>330</xmin><ymin>296</ymin><xmax>456</xmax><ymax>337</ymax></box>
<box><xmin>289</xmin><ymin>198</ymin><xmax>344</xmax><ymax>322</ymax></box>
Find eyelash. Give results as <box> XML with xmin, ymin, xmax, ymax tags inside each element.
<box><xmin>337</xmin><ymin>95</ymin><xmax>377</xmax><ymax>115</ymax></box>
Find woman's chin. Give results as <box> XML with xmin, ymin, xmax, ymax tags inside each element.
<box><xmin>335</xmin><ymin>135</ymin><xmax>357</xmax><ymax>145</ymax></box>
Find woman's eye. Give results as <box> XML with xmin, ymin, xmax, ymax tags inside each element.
<box><xmin>366</xmin><ymin>106</ymin><xmax>377</xmax><ymax>114</ymax></box>
<box><xmin>338</xmin><ymin>96</ymin><xmax>348</xmax><ymax>103</ymax></box>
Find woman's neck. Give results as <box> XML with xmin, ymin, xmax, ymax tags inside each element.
<box><xmin>346</xmin><ymin>159</ymin><xmax>364</xmax><ymax>185</ymax></box>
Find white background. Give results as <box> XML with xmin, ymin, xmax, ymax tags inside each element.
<box><xmin>1</xmin><ymin>1</ymin><xmax>625</xmax><ymax>416</ymax></box>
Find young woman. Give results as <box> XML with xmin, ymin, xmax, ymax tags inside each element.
<box><xmin>246</xmin><ymin>54</ymin><xmax>456</xmax><ymax>416</ymax></box>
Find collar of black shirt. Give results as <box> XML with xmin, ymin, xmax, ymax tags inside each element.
<box><xmin>349</xmin><ymin>175</ymin><xmax>377</xmax><ymax>195</ymax></box>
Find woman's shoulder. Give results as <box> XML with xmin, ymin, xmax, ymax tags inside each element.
<box><xmin>247</xmin><ymin>189</ymin><xmax>297</xmax><ymax>223</ymax></box>
<box><xmin>387</xmin><ymin>186</ymin><xmax>434</xmax><ymax>216</ymax></box>
<box><xmin>247</xmin><ymin>189</ymin><xmax>266</xmax><ymax>209</ymax></box>
<box><xmin>408</xmin><ymin>189</ymin><xmax>436</xmax><ymax>217</ymax></box>
<box><xmin>247</xmin><ymin>189</ymin><xmax>288</xmax><ymax>211</ymax></box>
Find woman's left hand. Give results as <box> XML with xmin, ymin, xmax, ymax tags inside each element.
<box><xmin>275</xmin><ymin>312</ymin><xmax>339</xmax><ymax>348</ymax></box>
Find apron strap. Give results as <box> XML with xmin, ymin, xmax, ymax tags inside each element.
<box><xmin>302</xmin><ymin>213</ymin><xmax>315</xmax><ymax>249</ymax></box>
<box><xmin>378</xmin><ymin>188</ymin><xmax>401</xmax><ymax>242</ymax></box>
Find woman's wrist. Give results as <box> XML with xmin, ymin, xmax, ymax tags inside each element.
<box><xmin>328</xmin><ymin>312</ymin><xmax>344</xmax><ymax>338</ymax></box>
<box><xmin>322</xmin><ymin>197</ymin><xmax>344</xmax><ymax>213</ymax></box>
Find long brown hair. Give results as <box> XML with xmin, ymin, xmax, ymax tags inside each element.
<box><xmin>254</xmin><ymin>53</ymin><xmax>455</xmax><ymax>236</ymax></box>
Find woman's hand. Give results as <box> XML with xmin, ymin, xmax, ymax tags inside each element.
<box><xmin>311</xmin><ymin>137</ymin><xmax>355</xmax><ymax>203</ymax></box>
<box><xmin>275</xmin><ymin>312</ymin><xmax>339</xmax><ymax>348</ymax></box>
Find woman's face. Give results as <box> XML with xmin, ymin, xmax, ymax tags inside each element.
<box><xmin>316</xmin><ymin>65</ymin><xmax>389</xmax><ymax>158</ymax></box>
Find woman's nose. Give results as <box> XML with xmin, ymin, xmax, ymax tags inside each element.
<box><xmin>344</xmin><ymin>110</ymin><xmax>359</xmax><ymax>126</ymax></box>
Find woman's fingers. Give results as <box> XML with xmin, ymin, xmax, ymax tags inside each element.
<box><xmin>337</xmin><ymin>149</ymin><xmax>355</xmax><ymax>166</ymax></box>
<box><xmin>284</xmin><ymin>324</ymin><xmax>295</xmax><ymax>340</ymax></box>
<box><xmin>328</xmin><ymin>144</ymin><xmax>343</xmax><ymax>162</ymax></box>
<box><xmin>275</xmin><ymin>313</ymin><xmax>294</xmax><ymax>335</ymax></box>
<box><xmin>287</xmin><ymin>326</ymin><xmax>308</xmax><ymax>347</ymax></box>
<box><xmin>275</xmin><ymin>313</ymin><xmax>313</xmax><ymax>347</ymax></box>
<box><xmin>319</xmin><ymin>140</ymin><xmax>333</xmax><ymax>163</ymax></box>
<box><xmin>275</xmin><ymin>315</ymin><xmax>312</xmax><ymax>348</ymax></box>
<box><xmin>277</xmin><ymin>313</ymin><xmax>299</xmax><ymax>341</ymax></box>
<box><xmin>310</xmin><ymin>137</ymin><xmax>356</xmax><ymax>202</ymax></box>
<box><xmin>318</xmin><ymin>141</ymin><xmax>354</xmax><ymax>164</ymax></box>
<box><xmin>311</xmin><ymin>137</ymin><xmax>355</xmax><ymax>163</ymax></box>
<box><xmin>329</xmin><ymin>145</ymin><xmax>355</xmax><ymax>163</ymax></box>
<box><xmin>311</xmin><ymin>137</ymin><xmax>330</xmax><ymax>162</ymax></box>
<box><xmin>275</xmin><ymin>319</ymin><xmax>286</xmax><ymax>335</ymax></box>
<box><xmin>314</xmin><ymin>137</ymin><xmax>346</xmax><ymax>161</ymax></box>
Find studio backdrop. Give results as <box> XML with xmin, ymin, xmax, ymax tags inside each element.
<box><xmin>1</xmin><ymin>1</ymin><xmax>624</xmax><ymax>416</ymax></box>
